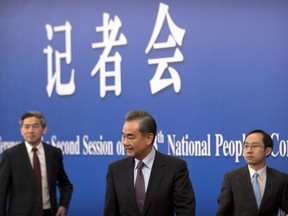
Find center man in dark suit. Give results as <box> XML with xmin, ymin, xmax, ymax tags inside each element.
<box><xmin>0</xmin><ymin>111</ymin><xmax>73</xmax><ymax>216</ymax></box>
<box><xmin>104</xmin><ymin>110</ymin><xmax>196</xmax><ymax>216</ymax></box>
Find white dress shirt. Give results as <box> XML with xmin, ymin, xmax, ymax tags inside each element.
<box><xmin>134</xmin><ymin>147</ymin><xmax>156</xmax><ymax>192</ymax></box>
<box><xmin>248</xmin><ymin>165</ymin><xmax>267</xmax><ymax>199</ymax></box>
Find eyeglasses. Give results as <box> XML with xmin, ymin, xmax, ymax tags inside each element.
<box><xmin>22</xmin><ymin>124</ymin><xmax>42</xmax><ymax>130</ymax></box>
<box><xmin>243</xmin><ymin>144</ymin><xmax>265</xmax><ymax>150</ymax></box>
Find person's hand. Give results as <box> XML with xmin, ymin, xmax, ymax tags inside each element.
<box><xmin>55</xmin><ymin>206</ymin><xmax>67</xmax><ymax>216</ymax></box>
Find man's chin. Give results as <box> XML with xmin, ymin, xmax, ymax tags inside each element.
<box><xmin>26</xmin><ymin>140</ymin><xmax>39</xmax><ymax>146</ymax></box>
<box><xmin>126</xmin><ymin>151</ymin><xmax>134</xmax><ymax>157</ymax></box>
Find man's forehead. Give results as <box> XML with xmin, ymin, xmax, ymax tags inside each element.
<box><xmin>245</xmin><ymin>133</ymin><xmax>263</xmax><ymax>142</ymax></box>
<box><xmin>122</xmin><ymin>120</ymin><xmax>140</xmax><ymax>132</ymax></box>
<box><xmin>23</xmin><ymin>117</ymin><xmax>41</xmax><ymax>123</ymax></box>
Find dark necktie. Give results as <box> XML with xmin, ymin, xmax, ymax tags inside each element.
<box><xmin>135</xmin><ymin>161</ymin><xmax>145</xmax><ymax>214</ymax></box>
<box><xmin>252</xmin><ymin>172</ymin><xmax>261</xmax><ymax>209</ymax></box>
<box><xmin>32</xmin><ymin>148</ymin><xmax>43</xmax><ymax>215</ymax></box>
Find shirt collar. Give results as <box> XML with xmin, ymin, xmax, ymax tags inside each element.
<box><xmin>25</xmin><ymin>141</ymin><xmax>44</xmax><ymax>153</ymax></box>
<box><xmin>248</xmin><ymin>165</ymin><xmax>266</xmax><ymax>181</ymax></box>
<box><xmin>134</xmin><ymin>147</ymin><xmax>156</xmax><ymax>170</ymax></box>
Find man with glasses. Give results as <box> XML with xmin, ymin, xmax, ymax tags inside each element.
<box><xmin>216</xmin><ymin>129</ymin><xmax>288</xmax><ymax>216</ymax></box>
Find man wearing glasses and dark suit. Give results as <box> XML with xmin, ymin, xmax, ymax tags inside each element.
<box><xmin>216</xmin><ymin>129</ymin><xmax>288</xmax><ymax>216</ymax></box>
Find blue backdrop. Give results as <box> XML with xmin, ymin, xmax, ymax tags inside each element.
<box><xmin>1</xmin><ymin>1</ymin><xmax>288</xmax><ymax>215</ymax></box>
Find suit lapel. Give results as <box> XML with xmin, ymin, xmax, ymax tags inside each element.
<box><xmin>260</xmin><ymin>167</ymin><xmax>276</xmax><ymax>209</ymax></box>
<box><xmin>123</xmin><ymin>157</ymin><xmax>140</xmax><ymax>215</ymax></box>
<box><xmin>143</xmin><ymin>152</ymin><xmax>166</xmax><ymax>215</ymax></box>
<box><xmin>20</xmin><ymin>143</ymin><xmax>37</xmax><ymax>184</ymax></box>
<box><xmin>238</xmin><ymin>166</ymin><xmax>259</xmax><ymax>211</ymax></box>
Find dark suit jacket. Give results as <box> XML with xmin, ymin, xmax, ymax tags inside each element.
<box><xmin>216</xmin><ymin>166</ymin><xmax>288</xmax><ymax>216</ymax></box>
<box><xmin>0</xmin><ymin>142</ymin><xmax>73</xmax><ymax>216</ymax></box>
<box><xmin>104</xmin><ymin>150</ymin><xmax>196</xmax><ymax>216</ymax></box>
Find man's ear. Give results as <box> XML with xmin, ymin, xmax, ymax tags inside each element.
<box><xmin>146</xmin><ymin>133</ymin><xmax>154</xmax><ymax>146</ymax></box>
<box><xmin>265</xmin><ymin>147</ymin><xmax>272</xmax><ymax>157</ymax></box>
<box><xmin>43</xmin><ymin>127</ymin><xmax>48</xmax><ymax>135</ymax></box>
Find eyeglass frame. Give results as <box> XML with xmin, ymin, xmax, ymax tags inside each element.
<box><xmin>242</xmin><ymin>143</ymin><xmax>266</xmax><ymax>150</ymax></box>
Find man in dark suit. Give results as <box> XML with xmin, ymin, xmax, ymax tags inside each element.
<box><xmin>0</xmin><ymin>111</ymin><xmax>73</xmax><ymax>216</ymax></box>
<box><xmin>216</xmin><ymin>129</ymin><xmax>288</xmax><ymax>216</ymax></box>
<box><xmin>104</xmin><ymin>110</ymin><xmax>196</xmax><ymax>216</ymax></box>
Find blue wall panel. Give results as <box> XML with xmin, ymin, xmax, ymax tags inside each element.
<box><xmin>1</xmin><ymin>1</ymin><xmax>288</xmax><ymax>215</ymax></box>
